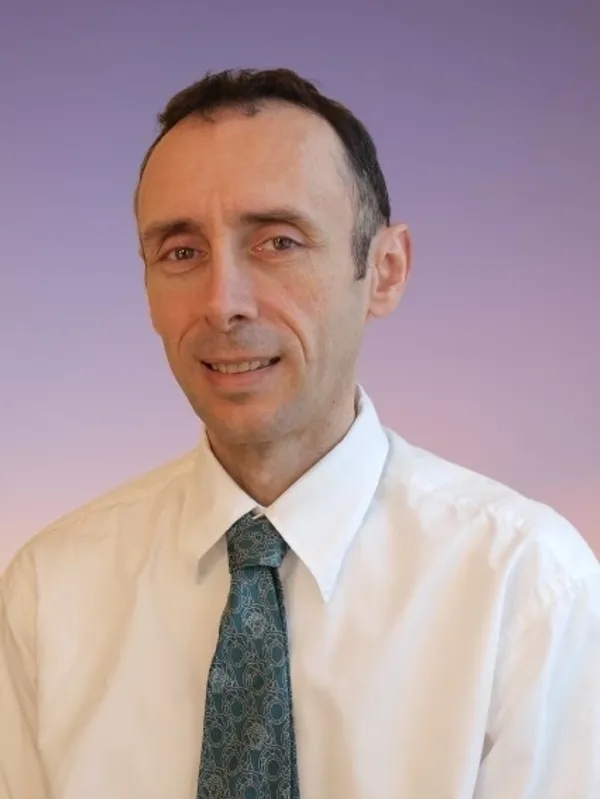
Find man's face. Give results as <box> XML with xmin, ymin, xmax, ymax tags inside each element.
<box><xmin>137</xmin><ymin>103</ymin><xmax>400</xmax><ymax>446</ymax></box>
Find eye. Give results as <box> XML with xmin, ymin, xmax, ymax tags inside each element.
<box><xmin>257</xmin><ymin>236</ymin><xmax>300</xmax><ymax>253</ymax></box>
<box><xmin>164</xmin><ymin>246</ymin><xmax>199</xmax><ymax>261</ymax></box>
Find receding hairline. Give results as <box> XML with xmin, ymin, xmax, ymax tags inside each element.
<box><xmin>134</xmin><ymin>98</ymin><xmax>360</xmax><ymax>218</ymax></box>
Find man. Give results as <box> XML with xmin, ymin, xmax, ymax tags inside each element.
<box><xmin>1</xmin><ymin>68</ymin><xmax>599</xmax><ymax>799</ymax></box>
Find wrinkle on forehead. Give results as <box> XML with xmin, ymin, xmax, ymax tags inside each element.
<box><xmin>136</xmin><ymin>103</ymin><xmax>355</xmax><ymax>230</ymax></box>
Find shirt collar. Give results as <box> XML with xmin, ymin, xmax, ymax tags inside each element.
<box><xmin>182</xmin><ymin>385</ymin><xmax>390</xmax><ymax>602</ymax></box>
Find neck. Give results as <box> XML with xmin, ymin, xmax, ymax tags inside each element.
<box><xmin>207</xmin><ymin>388</ymin><xmax>358</xmax><ymax>507</ymax></box>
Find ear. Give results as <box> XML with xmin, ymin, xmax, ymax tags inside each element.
<box><xmin>367</xmin><ymin>223</ymin><xmax>412</xmax><ymax>319</ymax></box>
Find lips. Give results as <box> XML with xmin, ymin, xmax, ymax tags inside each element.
<box><xmin>199</xmin><ymin>355</ymin><xmax>281</xmax><ymax>391</ymax></box>
<box><xmin>203</xmin><ymin>357</ymin><xmax>279</xmax><ymax>375</ymax></box>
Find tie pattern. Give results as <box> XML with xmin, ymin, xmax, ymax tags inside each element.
<box><xmin>197</xmin><ymin>511</ymin><xmax>300</xmax><ymax>799</ymax></box>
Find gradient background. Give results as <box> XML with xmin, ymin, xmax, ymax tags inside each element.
<box><xmin>1</xmin><ymin>0</ymin><xmax>598</xmax><ymax>569</ymax></box>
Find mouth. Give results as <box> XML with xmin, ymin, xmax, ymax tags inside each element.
<box><xmin>199</xmin><ymin>357</ymin><xmax>282</xmax><ymax>391</ymax></box>
<box><xmin>201</xmin><ymin>357</ymin><xmax>280</xmax><ymax>375</ymax></box>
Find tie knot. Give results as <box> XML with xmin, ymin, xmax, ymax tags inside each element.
<box><xmin>226</xmin><ymin>511</ymin><xmax>289</xmax><ymax>572</ymax></box>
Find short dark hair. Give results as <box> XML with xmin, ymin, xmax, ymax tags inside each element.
<box><xmin>137</xmin><ymin>68</ymin><xmax>391</xmax><ymax>279</ymax></box>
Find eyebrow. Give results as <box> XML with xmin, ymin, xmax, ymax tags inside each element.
<box><xmin>140</xmin><ymin>218</ymin><xmax>202</xmax><ymax>249</ymax></box>
<box><xmin>139</xmin><ymin>206</ymin><xmax>320</xmax><ymax>250</ymax></box>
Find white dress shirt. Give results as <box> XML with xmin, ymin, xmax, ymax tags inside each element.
<box><xmin>1</xmin><ymin>388</ymin><xmax>599</xmax><ymax>799</ymax></box>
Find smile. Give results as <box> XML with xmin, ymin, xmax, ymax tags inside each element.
<box><xmin>203</xmin><ymin>358</ymin><xmax>280</xmax><ymax>375</ymax></box>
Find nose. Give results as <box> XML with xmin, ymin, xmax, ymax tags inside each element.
<box><xmin>202</xmin><ymin>247</ymin><xmax>259</xmax><ymax>332</ymax></box>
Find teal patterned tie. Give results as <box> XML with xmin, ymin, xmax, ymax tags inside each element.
<box><xmin>197</xmin><ymin>510</ymin><xmax>301</xmax><ymax>799</ymax></box>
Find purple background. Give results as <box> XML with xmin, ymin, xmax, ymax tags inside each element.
<box><xmin>1</xmin><ymin>0</ymin><xmax>599</xmax><ymax>567</ymax></box>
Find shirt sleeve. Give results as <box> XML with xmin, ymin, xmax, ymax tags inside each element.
<box><xmin>474</xmin><ymin>573</ymin><xmax>600</xmax><ymax>798</ymax></box>
<box><xmin>0</xmin><ymin>547</ymin><xmax>51</xmax><ymax>799</ymax></box>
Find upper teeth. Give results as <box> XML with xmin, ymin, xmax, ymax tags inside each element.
<box><xmin>209</xmin><ymin>359</ymin><xmax>272</xmax><ymax>374</ymax></box>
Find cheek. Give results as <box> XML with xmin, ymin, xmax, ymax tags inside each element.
<box><xmin>270</xmin><ymin>272</ymin><xmax>329</xmax><ymax>356</ymax></box>
<box><xmin>147</xmin><ymin>282</ymin><xmax>199</xmax><ymax>344</ymax></box>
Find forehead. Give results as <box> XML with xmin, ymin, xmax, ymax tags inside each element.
<box><xmin>136</xmin><ymin>103</ymin><xmax>353</xmax><ymax>228</ymax></box>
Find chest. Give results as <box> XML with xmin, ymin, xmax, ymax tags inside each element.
<box><xmin>36</xmin><ymin>553</ymin><xmax>501</xmax><ymax>798</ymax></box>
